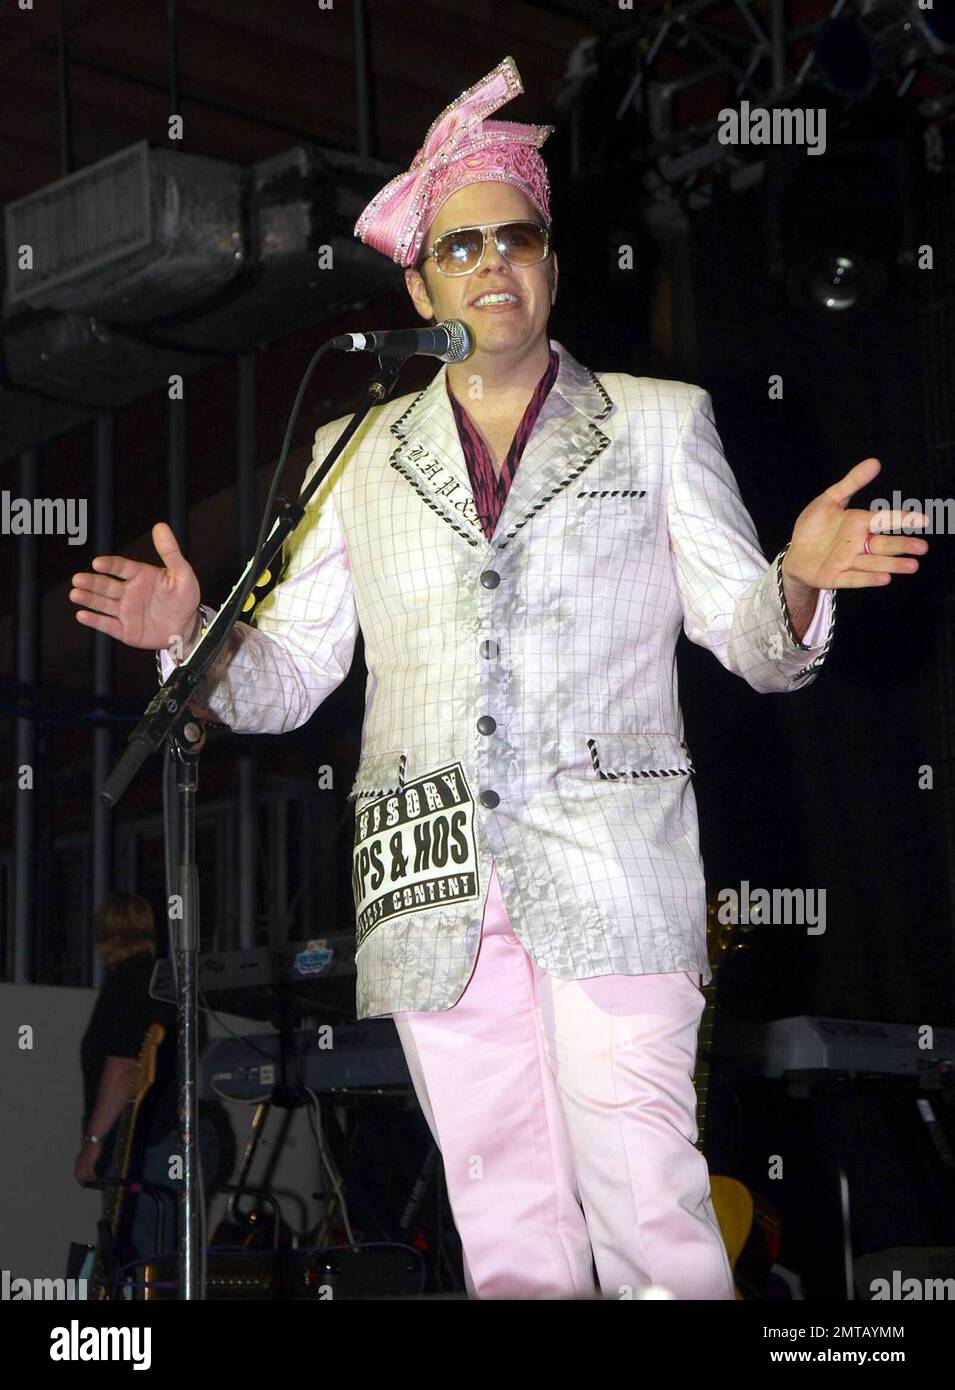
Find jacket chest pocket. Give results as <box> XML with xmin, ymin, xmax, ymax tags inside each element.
<box><xmin>584</xmin><ymin>733</ymin><xmax>694</xmax><ymax>780</ymax></box>
<box><xmin>563</xmin><ymin>488</ymin><xmax>655</xmax><ymax>564</ymax></box>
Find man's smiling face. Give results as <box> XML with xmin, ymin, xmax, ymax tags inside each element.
<box><xmin>404</xmin><ymin>182</ymin><xmax>558</xmax><ymax>360</ymax></box>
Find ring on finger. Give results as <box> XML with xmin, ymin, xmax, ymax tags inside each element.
<box><xmin>863</xmin><ymin>533</ymin><xmax>874</xmax><ymax>555</ymax></box>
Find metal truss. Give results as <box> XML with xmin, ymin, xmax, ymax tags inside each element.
<box><xmin>551</xmin><ymin>0</ymin><xmax>955</xmax><ymax>223</ymax></box>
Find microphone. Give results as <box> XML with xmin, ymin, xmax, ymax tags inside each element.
<box><xmin>331</xmin><ymin>320</ymin><xmax>473</xmax><ymax>363</ymax></box>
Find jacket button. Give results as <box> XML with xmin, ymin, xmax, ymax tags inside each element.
<box><xmin>479</xmin><ymin>790</ymin><xmax>500</xmax><ymax>809</ymax></box>
<box><xmin>477</xmin><ymin>715</ymin><xmax>496</xmax><ymax>735</ymax></box>
<box><xmin>480</xmin><ymin>570</ymin><xmax>500</xmax><ymax>589</ymax></box>
<box><xmin>480</xmin><ymin>640</ymin><xmax>499</xmax><ymax>659</ymax></box>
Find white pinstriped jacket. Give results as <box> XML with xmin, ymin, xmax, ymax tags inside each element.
<box><xmin>174</xmin><ymin>339</ymin><xmax>836</xmax><ymax>1018</ymax></box>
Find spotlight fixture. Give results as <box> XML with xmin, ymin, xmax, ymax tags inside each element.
<box><xmin>803</xmin><ymin>253</ymin><xmax>878</xmax><ymax>312</ymax></box>
<box><xmin>771</xmin><ymin>147</ymin><xmax>904</xmax><ymax>315</ymax></box>
<box><xmin>812</xmin><ymin>16</ymin><xmax>878</xmax><ymax>97</ymax></box>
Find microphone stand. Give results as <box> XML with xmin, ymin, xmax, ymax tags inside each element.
<box><xmin>99</xmin><ymin>346</ymin><xmax>415</xmax><ymax>1300</ymax></box>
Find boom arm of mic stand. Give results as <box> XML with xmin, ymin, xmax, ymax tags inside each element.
<box><xmin>100</xmin><ymin>348</ymin><xmax>413</xmax><ymax>808</ymax></box>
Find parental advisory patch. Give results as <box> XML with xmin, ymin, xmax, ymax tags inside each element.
<box><xmin>352</xmin><ymin>761</ymin><xmax>480</xmax><ymax>948</ymax></box>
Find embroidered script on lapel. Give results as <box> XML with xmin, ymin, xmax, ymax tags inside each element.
<box><xmin>390</xmin><ymin>439</ymin><xmax>485</xmax><ymax>541</ymax></box>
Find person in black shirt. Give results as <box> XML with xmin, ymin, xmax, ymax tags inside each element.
<box><xmin>76</xmin><ymin>892</ymin><xmax>221</xmax><ymax>1267</ymax></box>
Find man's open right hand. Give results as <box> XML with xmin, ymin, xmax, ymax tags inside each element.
<box><xmin>70</xmin><ymin>521</ymin><xmax>201</xmax><ymax>653</ymax></box>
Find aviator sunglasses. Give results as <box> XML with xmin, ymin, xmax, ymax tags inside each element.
<box><xmin>419</xmin><ymin>220</ymin><xmax>551</xmax><ymax>276</ymax></box>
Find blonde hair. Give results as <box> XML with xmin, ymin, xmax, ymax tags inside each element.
<box><xmin>94</xmin><ymin>893</ymin><xmax>157</xmax><ymax>969</ymax></box>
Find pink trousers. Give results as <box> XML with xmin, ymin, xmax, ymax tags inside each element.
<box><xmin>393</xmin><ymin>863</ymin><xmax>736</xmax><ymax>1300</ymax></box>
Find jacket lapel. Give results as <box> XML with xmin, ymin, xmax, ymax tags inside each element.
<box><xmin>388</xmin><ymin>338</ymin><xmax>615</xmax><ymax>551</ymax></box>
<box><xmin>389</xmin><ymin>369</ymin><xmax>488</xmax><ymax>548</ymax></box>
<box><xmin>490</xmin><ymin>340</ymin><xmax>615</xmax><ymax>549</ymax></box>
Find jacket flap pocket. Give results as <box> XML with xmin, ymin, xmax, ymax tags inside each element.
<box><xmin>348</xmin><ymin>749</ymin><xmax>406</xmax><ymax>801</ymax></box>
<box><xmin>586</xmin><ymin>733</ymin><xmax>694</xmax><ymax>780</ymax></box>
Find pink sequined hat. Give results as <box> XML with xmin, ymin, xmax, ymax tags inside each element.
<box><xmin>354</xmin><ymin>55</ymin><xmax>554</xmax><ymax>268</ymax></box>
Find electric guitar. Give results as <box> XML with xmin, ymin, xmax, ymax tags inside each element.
<box><xmin>84</xmin><ymin>1023</ymin><xmax>165</xmax><ymax>1300</ymax></box>
<box><xmin>698</xmin><ymin>894</ymin><xmax>782</xmax><ymax>1299</ymax></box>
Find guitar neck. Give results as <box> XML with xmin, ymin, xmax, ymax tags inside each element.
<box><xmin>694</xmin><ymin>982</ymin><xmax>718</xmax><ymax>1152</ymax></box>
<box><xmin>102</xmin><ymin>1097</ymin><xmax>143</xmax><ymax>1230</ymax></box>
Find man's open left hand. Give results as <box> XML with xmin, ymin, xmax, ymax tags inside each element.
<box><xmin>783</xmin><ymin>458</ymin><xmax>929</xmax><ymax>591</ymax></box>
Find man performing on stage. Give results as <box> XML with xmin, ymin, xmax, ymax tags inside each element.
<box><xmin>70</xmin><ymin>56</ymin><xmax>928</xmax><ymax>1300</ymax></box>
